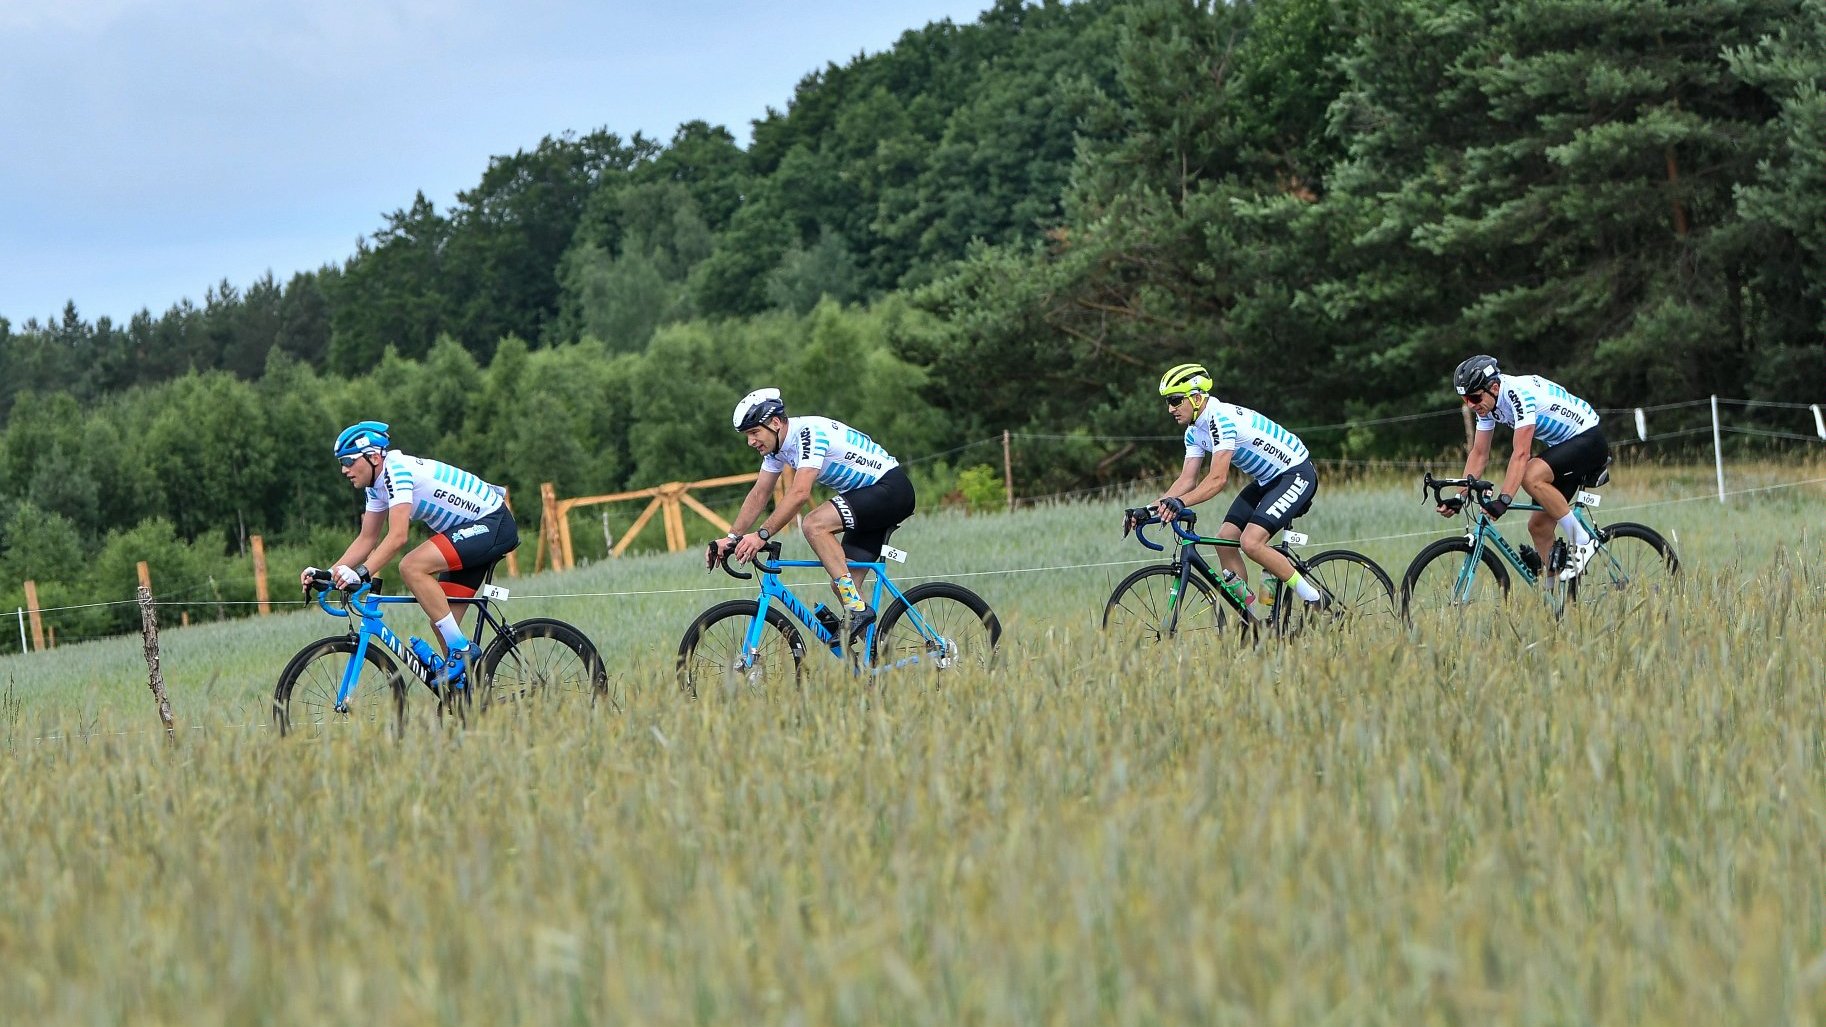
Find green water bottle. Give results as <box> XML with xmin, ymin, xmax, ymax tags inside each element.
<box><xmin>1218</xmin><ymin>568</ymin><xmax>1250</xmax><ymax>608</ymax></box>
<box><xmin>1260</xmin><ymin>572</ymin><xmax>1281</xmax><ymax>614</ymax></box>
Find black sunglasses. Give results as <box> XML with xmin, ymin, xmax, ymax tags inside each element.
<box><xmin>338</xmin><ymin>455</ymin><xmax>361</xmax><ymax>468</ymax></box>
<box><xmin>1165</xmin><ymin>394</ymin><xmax>1191</xmax><ymax>408</ymax></box>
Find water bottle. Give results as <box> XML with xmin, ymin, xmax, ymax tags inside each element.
<box><xmin>408</xmin><ymin>636</ymin><xmax>445</xmax><ymax>675</ymax></box>
<box><xmin>1218</xmin><ymin>568</ymin><xmax>1250</xmax><ymax>609</ymax></box>
<box><xmin>813</xmin><ymin>603</ymin><xmax>842</xmax><ymax>637</ymax></box>
<box><xmin>1259</xmin><ymin>573</ymin><xmax>1280</xmax><ymax>613</ymax></box>
<box><xmin>1519</xmin><ymin>544</ymin><xmax>1543</xmax><ymax>575</ymax></box>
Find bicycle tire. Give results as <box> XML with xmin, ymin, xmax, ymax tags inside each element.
<box><xmin>1277</xmin><ymin>548</ymin><xmax>1396</xmax><ymax>634</ymax></box>
<box><xmin>676</xmin><ymin>600</ymin><xmax>806</xmax><ymax>699</ymax></box>
<box><xmin>1573</xmin><ymin>522</ymin><xmax>1680</xmax><ymax>601</ymax></box>
<box><xmin>273</xmin><ymin>635</ymin><xmax>410</xmax><ymax>737</ymax></box>
<box><xmin>1102</xmin><ymin>565</ymin><xmax>1229</xmax><ymax>642</ymax></box>
<box><xmin>1400</xmin><ymin>537</ymin><xmax>1512</xmax><ymax>621</ymax></box>
<box><xmin>478</xmin><ymin>617</ymin><xmax>613</xmax><ymax>712</ymax></box>
<box><xmin>872</xmin><ymin>581</ymin><xmax>1001</xmax><ymax>673</ymax></box>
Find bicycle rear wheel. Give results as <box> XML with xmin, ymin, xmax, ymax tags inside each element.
<box><xmin>479</xmin><ymin>617</ymin><xmax>613</xmax><ymax>712</ymax></box>
<box><xmin>273</xmin><ymin>635</ymin><xmax>410</xmax><ymax>737</ymax></box>
<box><xmin>1400</xmin><ymin>538</ymin><xmax>1512</xmax><ymax>622</ymax></box>
<box><xmin>872</xmin><ymin>581</ymin><xmax>1001</xmax><ymax>674</ymax></box>
<box><xmin>1575</xmin><ymin>522</ymin><xmax>1679</xmax><ymax>602</ymax></box>
<box><xmin>1102</xmin><ymin>565</ymin><xmax>1229</xmax><ymax>643</ymax></box>
<box><xmin>676</xmin><ymin>600</ymin><xmax>805</xmax><ymax>699</ymax></box>
<box><xmin>1277</xmin><ymin>548</ymin><xmax>1395</xmax><ymax>634</ymax></box>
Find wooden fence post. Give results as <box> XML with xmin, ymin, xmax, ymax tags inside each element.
<box><xmin>137</xmin><ymin>561</ymin><xmax>152</xmax><ymax>594</ymax></box>
<box><xmin>21</xmin><ymin>579</ymin><xmax>45</xmax><ymax>653</ymax></box>
<box><xmin>137</xmin><ymin>586</ymin><xmax>176</xmax><ymax>741</ymax></box>
<box><xmin>540</xmin><ymin>482</ymin><xmax>562</xmax><ymax>573</ymax></box>
<box><xmin>1003</xmin><ymin>430</ymin><xmax>1015</xmax><ymax>510</ymax></box>
<box><xmin>251</xmin><ymin>534</ymin><xmax>271</xmax><ymax>615</ymax></box>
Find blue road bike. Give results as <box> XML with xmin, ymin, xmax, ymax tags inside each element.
<box><xmin>276</xmin><ymin>569</ymin><xmax>609</xmax><ymax>734</ymax></box>
<box><xmin>678</xmin><ymin>539</ymin><xmax>1000</xmax><ymax>696</ymax></box>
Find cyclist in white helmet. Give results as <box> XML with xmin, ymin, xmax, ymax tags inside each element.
<box><xmin>1443</xmin><ymin>355</ymin><xmax>1609</xmax><ymax>580</ymax></box>
<box><xmin>1148</xmin><ymin>362</ymin><xmax>1329</xmax><ymax>613</ymax></box>
<box><xmin>302</xmin><ymin>421</ymin><xmax>519</xmax><ymax>682</ymax></box>
<box><xmin>710</xmin><ymin>388</ymin><xmax>915</xmax><ymax>639</ymax></box>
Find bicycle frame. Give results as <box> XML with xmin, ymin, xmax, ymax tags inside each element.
<box><xmin>1422</xmin><ymin>474</ymin><xmax>1601</xmax><ymax>602</ymax></box>
<box><xmin>1127</xmin><ymin>509</ymin><xmax>1310</xmax><ymax>634</ymax></box>
<box><xmin>720</xmin><ymin>542</ymin><xmax>957</xmax><ymax>674</ymax></box>
<box><xmin>310</xmin><ymin>583</ymin><xmax>509</xmax><ymax>709</ymax></box>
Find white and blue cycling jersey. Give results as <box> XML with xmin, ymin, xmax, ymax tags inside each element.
<box><xmin>1477</xmin><ymin>374</ymin><xmax>1601</xmax><ymax>446</ymax></box>
<box><xmin>1185</xmin><ymin>401</ymin><xmax>1311</xmax><ymax>482</ymax></box>
<box><xmin>364</xmin><ymin>452</ymin><xmax>507</xmax><ymax>535</ymax></box>
<box><xmin>760</xmin><ymin>415</ymin><xmax>900</xmax><ymax>492</ymax></box>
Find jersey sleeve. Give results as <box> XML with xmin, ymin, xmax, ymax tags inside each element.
<box><xmin>1475</xmin><ymin>413</ymin><xmax>1496</xmax><ymax>433</ymax></box>
<box><xmin>1506</xmin><ymin>385</ymin><xmax>1537</xmax><ymax>430</ymax></box>
<box><xmin>378</xmin><ymin>459</ymin><xmax>414</xmax><ymax>508</ymax></box>
<box><xmin>794</xmin><ymin>423</ymin><xmax>831</xmax><ymax>468</ymax></box>
<box><xmin>363</xmin><ymin>486</ymin><xmax>388</xmax><ymax>514</ymax></box>
<box><xmin>1208</xmin><ymin>410</ymin><xmax>1239</xmax><ymax>453</ymax></box>
<box><xmin>1182</xmin><ymin>426</ymin><xmax>1203</xmax><ymax>458</ymax></box>
<box><xmin>760</xmin><ymin>452</ymin><xmax>785</xmax><ymax>473</ymax></box>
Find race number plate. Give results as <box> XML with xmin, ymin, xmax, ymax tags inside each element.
<box><xmin>480</xmin><ymin>584</ymin><xmax>512</xmax><ymax>601</ymax></box>
<box><xmin>1576</xmin><ymin>491</ymin><xmax>1601</xmax><ymax>508</ymax></box>
<box><xmin>880</xmin><ymin>545</ymin><xmax>908</xmax><ymax>564</ymax></box>
<box><xmin>1282</xmin><ymin>531</ymin><xmax>1309</xmax><ymax>547</ymax></box>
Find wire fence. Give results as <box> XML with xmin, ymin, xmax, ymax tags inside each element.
<box><xmin>6</xmin><ymin>396</ymin><xmax>1822</xmax><ymax>649</ymax></box>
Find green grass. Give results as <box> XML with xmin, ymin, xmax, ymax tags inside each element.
<box><xmin>1</xmin><ymin>465</ymin><xmax>1823</xmax><ymax>1023</ymax></box>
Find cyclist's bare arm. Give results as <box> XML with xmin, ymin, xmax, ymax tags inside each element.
<box><xmin>361</xmin><ymin>505</ymin><xmax>415</xmax><ymax>574</ymax></box>
<box><xmin>1496</xmin><ymin>423</ymin><xmax>1535</xmax><ymax>499</ymax></box>
<box><xmin>321</xmin><ymin>510</ymin><xmax>386</xmax><ymax>579</ymax></box>
<box><xmin>1164</xmin><ymin>450</ymin><xmax>1233</xmax><ymax>510</ymax></box>
<box><xmin>726</xmin><ymin>470</ymin><xmax>780</xmax><ymax>536</ymax></box>
<box><xmin>1155</xmin><ymin>455</ymin><xmax>1203</xmax><ymax>509</ymax></box>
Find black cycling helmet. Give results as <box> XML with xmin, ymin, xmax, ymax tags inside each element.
<box><xmin>1453</xmin><ymin>355</ymin><xmax>1500</xmax><ymax>396</ymax></box>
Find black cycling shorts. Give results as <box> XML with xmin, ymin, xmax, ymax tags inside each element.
<box><xmin>1223</xmin><ymin>460</ymin><xmax>1318</xmax><ymax>535</ymax></box>
<box><xmin>1539</xmin><ymin>426</ymin><xmax>1611</xmax><ymax>500</ymax></box>
<box><xmin>830</xmin><ymin>466</ymin><xmax>916</xmax><ymax>564</ymax></box>
<box><xmin>430</xmin><ymin>504</ymin><xmax>520</xmax><ymax>597</ymax></box>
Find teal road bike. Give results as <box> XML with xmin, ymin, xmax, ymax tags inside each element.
<box><xmin>1401</xmin><ymin>470</ymin><xmax>1680</xmax><ymax>621</ymax></box>
<box><xmin>276</xmin><ymin>569</ymin><xmax>610</xmax><ymax>735</ymax></box>
<box><xmin>1103</xmin><ymin>508</ymin><xmax>1395</xmax><ymax>642</ymax></box>
<box><xmin>678</xmin><ymin>539</ymin><xmax>1000</xmax><ymax>696</ymax></box>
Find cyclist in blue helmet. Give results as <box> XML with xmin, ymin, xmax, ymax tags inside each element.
<box><xmin>303</xmin><ymin>421</ymin><xmax>520</xmax><ymax>683</ymax></box>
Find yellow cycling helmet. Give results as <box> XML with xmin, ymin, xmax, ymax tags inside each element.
<box><xmin>1158</xmin><ymin>362</ymin><xmax>1213</xmax><ymax>397</ymax></box>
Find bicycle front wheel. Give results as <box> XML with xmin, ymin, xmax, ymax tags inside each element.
<box><xmin>273</xmin><ymin>635</ymin><xmax>410</xmax><ymax>737</ymax></box>
<box><xmin>1576</xmin><ymin>522</ymin><xmax>1680</xmax><ymax>601</ymax></box>
<box><xmin>479</xmin><ymin>617</ymin><xmax>613</xmax><ymax>712</ymax></box>
<box><xmin>1102</xmin><ymin>565</ymin><xmax>1228</xmax><ymax>643</ymax></box>
<box><xmin>872</xmin><ymin>581</ymin><xmax>1001</xmax><ymax>674</ymax></box>
<box><xmin>676</xmin><ymin>600</ymin><xmax>805</xmax><ymax>699</ymax></box>
<box><xmin>1278</xmin><ymin>548</ymin><xmax>1395</xmax><ymax>634</ymax></box>
<box><xmin>1401</xmin><ymin>538</ymin><xmax>1512</xmax><ymax>622</ymax></box>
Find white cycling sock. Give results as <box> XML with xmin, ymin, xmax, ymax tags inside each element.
<box><xmin>1287</xmin><ymin>571</ymin><xmax>1321</xmax><ymax>602</ymax></box>
<box><xmin>434</xmin><ymin>614</ymin><xmax>468</xmax><ymax>649</ymax></box>
<box><xmin>1558</xmin><ymin>514</ymin><xmax>1591</xmax><ymax>546</ymax></box>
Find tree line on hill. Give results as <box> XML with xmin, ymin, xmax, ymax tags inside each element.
<box><xmin>2</xmin><ymin>0</ymin><xmax>1821</xmax><ymax>649</ymax></box>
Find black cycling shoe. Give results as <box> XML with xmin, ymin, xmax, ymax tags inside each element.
<box><xmin>845</xmin><ymin>605</ymin><xmax>876</xmax><ymax>642</ymax></box>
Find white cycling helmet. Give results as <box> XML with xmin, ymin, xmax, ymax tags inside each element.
<box><xmin>733</xmin><ymin>387</ymin><xmax>786</xmax><ymax>431</ymax></box>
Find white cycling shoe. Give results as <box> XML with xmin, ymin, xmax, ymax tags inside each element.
<box><xmin>1558</xmin><ymin>539</ymin><xmax>1598</xmax><ymax>581</ymax></box>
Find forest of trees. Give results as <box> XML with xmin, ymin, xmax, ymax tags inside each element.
<box><xmin>2</xmin><ymin>0</ymin><xmax>1822</xmax><ymax>647</ymax></box>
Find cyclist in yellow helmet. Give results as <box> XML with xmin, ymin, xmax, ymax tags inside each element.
<box><xmin>1150</xmin><ymin>363</ymin><xmax>1327</xmax><ymax>613</ymax></box>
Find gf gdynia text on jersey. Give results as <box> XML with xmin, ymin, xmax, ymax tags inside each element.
<box><xmin>365</xmin><ymin>452</ymin><xmax>507</xmax><ymax>534</ymax></box>
<box><xmin>1185</xmin><ymin>402</ymin><xmax>1311</xmax><ymax>482</ymax></box>
<box><xmin>1476</xmin><ymin>374</ymin><xmax>1601</xmax><ymax>446</ymax></box>
<box><xmin>760</xmin><ymin>416</ymin><xmax>900</xmax><ymax>492</ymax></box>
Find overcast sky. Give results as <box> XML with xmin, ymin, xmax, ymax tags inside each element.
<box><xmin>0</xmin><ymin>0</ymin><xmax>993</xmax><ymax>326</ymax></box>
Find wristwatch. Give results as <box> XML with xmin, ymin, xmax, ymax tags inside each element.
<box><xmin>756</xmin><ymin>527</ymin><xmax>772</xmax><ymax>541</ymax></box>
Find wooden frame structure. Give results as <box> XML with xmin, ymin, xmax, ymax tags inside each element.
<box><xmin>535</xmin><ymin>468</ymin><xmax>799</xmax><ymax>572</ymax></box>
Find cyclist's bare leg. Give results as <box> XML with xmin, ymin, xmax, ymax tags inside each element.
<box><xmin>1215</xmin><ymin>521</ymin><xmax>1250</xmax><ymax>582</ymax></box>
<box><xmin>1522</xmin><ymin>458</ymin><xmax>1568</xmax><ymax>575</ymax></box>
<box><xmin>800</xmin><ymin>502</ymin><xmax>854</xmax><ymax>601</ymax></box>
<box><xmin>400</xmin><ymin>541</ymin><xmax>457</xmax><ymax>641</ymax></box>
<box><xmin>1240</xmin><ymin>523</ymin><xmax>1299</xmax><ymax>581</ymax></box>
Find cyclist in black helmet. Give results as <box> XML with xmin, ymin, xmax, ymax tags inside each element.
<box><xmin>1445</xmin><ymin>355</ymin><xmax>1609</xmax><ymax>580</ymax></box>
